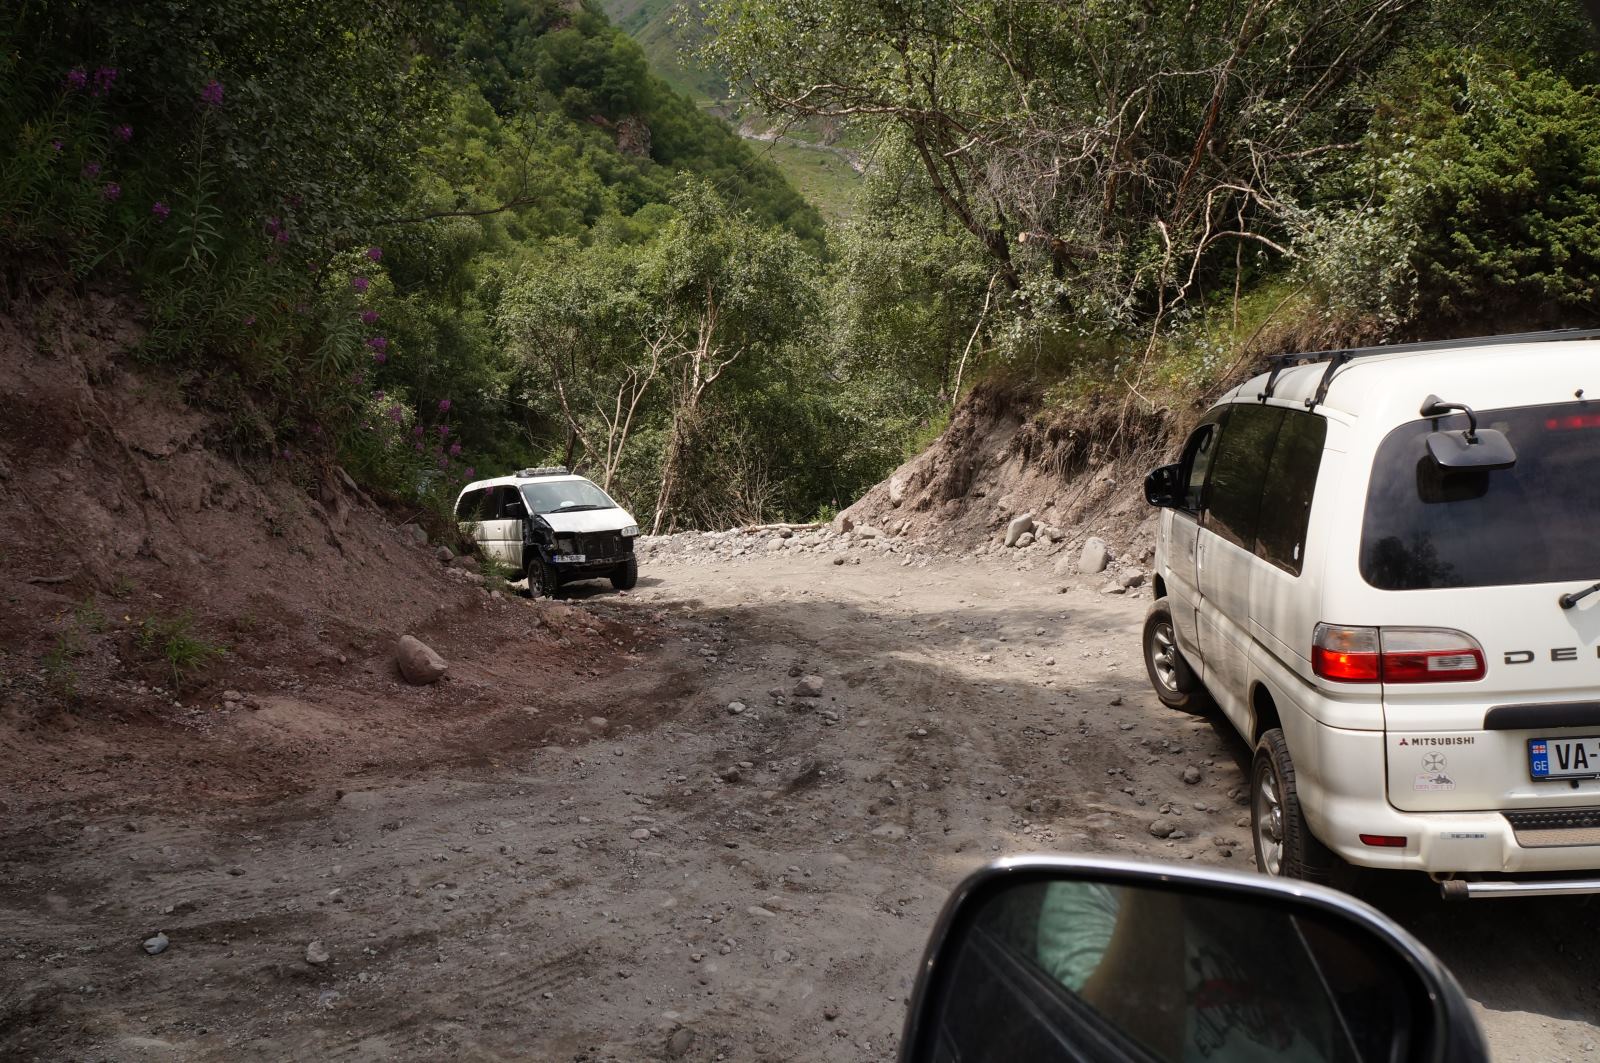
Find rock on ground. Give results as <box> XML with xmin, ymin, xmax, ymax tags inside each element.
<box><xmin>1079</xmin><ymin>536</ymin><xmax>1110</xmax><ymax>573</ymax></box>
<box><xmin>1003</xmin><ymin>513</ymin><xmax>1034</xmax><ymax>547</ymax></box>
<box><xmin>395</xmin><ymin>635</ymin><xmax>448</xmax><ymax>685</ymax></box>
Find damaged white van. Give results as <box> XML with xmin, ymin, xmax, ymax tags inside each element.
<box><xmin>455</xmin><ymin>467</ymin><xmax>639</xmax><ymax>597</ymax></box>
<box><xmin>1143</xmin><ymin>329</ymin><xmax>1600</xmax><ymax>898</ymax></box>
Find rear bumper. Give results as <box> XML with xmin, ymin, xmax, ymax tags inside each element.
<box><xmin>1302</xmin><ymin>724</ymin><xmax>1600</xmax><ymax>875</ymax></box>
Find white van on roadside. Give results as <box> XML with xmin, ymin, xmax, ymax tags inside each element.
<box><xmin>455</xmin><ymin>467</ymin><xmax>639</xmax><ymax>597</ymax></box>
<box><xmin>1142</xmin><ymin>329</ymin><xmax>1600</xmax><ymax>898</ymax></box>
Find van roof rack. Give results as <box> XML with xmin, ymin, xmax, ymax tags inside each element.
<box><xmin>515</xmin><ymin>466</ymin><xmax>569</xmax><ymax>478</ymax></box>
<box><xmin>1258</xmin><ymin>327</ymin><xmax>1600</xmax><ymax>410</ymax></box>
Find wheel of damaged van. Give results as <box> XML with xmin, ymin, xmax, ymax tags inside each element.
<box><xmin>1142</xmin><ymin>599</ymin><xmax>1212</xmax><ymax>714</ymax></box>
<box><xmin>528</xmin><ymin>558</ymin><xmax>559</xmax><ymax>599</ymax></box>
<box><xmin>1252</xmin><ymin>728</ymin><xmax>1338</xmax><ymax>884</ymax></box>
<box><xmin>610</xmin><ymin>557</ymin><xmax>638</xmax><ymax>591</ymax></box>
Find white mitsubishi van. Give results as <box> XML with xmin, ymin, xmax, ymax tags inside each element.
<box><xmin>1143</xmin><ymin>330</ymin><xmax>1600</xmax><ymax>897</ymax></box>
<box><xmin>455</xmin><ymin>467</ymin><xmax>639</xmax><ymax>597</ymax></box>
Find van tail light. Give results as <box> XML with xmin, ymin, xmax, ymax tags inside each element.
<box><xmin>1312</xmin><ymin>624</ymin><xmax>1381</xmax><ymax>682</ymax></box>
<box><xmin>1312</xmin><ymin>624</ymin><xmax>1485</xmax><ymax>684</ymax></box>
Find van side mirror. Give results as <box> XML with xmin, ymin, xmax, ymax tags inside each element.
<box><xmin>1420</xmin><ymin>394</ymin><xmax>1516</xmax><ymax>470</ymax></box>
<box><xmin>1144</xmin><ymin>463</ymin><xmax>1183</xmax><ymax>507</ymax></box>
<box><xmin>899</xmin><ymin>856</ymin><xmax>1487</xmax><ymax>1063</ymax></box>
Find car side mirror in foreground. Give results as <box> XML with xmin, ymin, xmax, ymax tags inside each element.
<box><xmin>899</xmin><ymin>856</ymin><xmax>1487</xmax><ymax>1063</ymax></box>
<box><xmin>1144</xmin><ymin>463</ymin><xmax>1184</xmax><ymax>507</ymax></box>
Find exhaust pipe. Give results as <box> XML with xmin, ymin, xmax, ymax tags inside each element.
<box><xmin>1438</xmin><ymin>876</ymin><xmax>1600</xmax><ymax>899</ymax></box>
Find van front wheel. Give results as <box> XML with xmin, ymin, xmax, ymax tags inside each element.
<box><xmin>1142</xmin><ymin>600</ymin><xmax>1211</xmax><ymax>714</ymax></box>
<box><xmin>610</xmin><ymin>557</ymin><xmax>638</xmax><ymax>591</ymax></box>
<box><xmin>528</xmin><ymin>559</ymin><xmax>559</xmax><ymax>599</ymax></box>
<box><xmin>1252</xmin><ymin>728</ymin><xmax>1338</xmax><ymax>884</ymax></box>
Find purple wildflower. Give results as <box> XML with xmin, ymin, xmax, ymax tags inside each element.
<box><xmin>449</xmin><ymin>442</ymin><xmax>462</xmax><ymax>456</ymax></box>
<box><xmin>437</xmin><ymin>398</ymin><xmax>452</xmax><ymax>413</ymax></box>
<box><xmin>92</xmin><ymin>67</ymin><xmax>118</xmax><ymax>96</ymax></box>
<box><xmin>265</xmin><ymin>216</ymin><xmax>280</xmax><ymax>233</ymax></box>
<box><xmin>366</xmin><ymin>336</ymin><xmax>388</xmax><ymax>353</ymax></box>
<box><xmin>464</xmin><ymin>467</ymin><xmax>475</xmax><ymax>478</ymax></box>
<box><xmin>151</xmin><ymin>201</ymin><xmax>171</xmax><ymax>220</ymax></box>
<box><xmin>201</xmin><ymin>80</ymin><xmax>224</xmax><ymax>107</ymax></box>
<box><xmin>101</xmin><ymin>182</ymin><xmax>121</xmax><ymax>201</ymax></box>
<box><xmin>51</xmin><ymin>139</ymin><xmax>63</xmax><ymax>153</ymax></box>
<box><xmin>437</xmin><ymin>424</ymin><xmax>450</xmax><ymax>439</ymax></box>
<box><xmin>412</xmin><ymin>425</ymin><xmax>424</xmax><ymax>437</ymax></box>
<box><xmin>360</xmin><ymin>309</ymin><xmax>379</xmax><ymax>325</ymax></box>
<box><xmin>386</xmin><ymin>404</ymin><xmax>405</xmax><ymax>423</ymax></box>
<box><xmin>273</xmin><ymin>229</ymin><xmax>289</xmax><ymax>245</ymax></box>
<box><xmin>367</xmin><ymin>247</ymin><xmax>383</xmax><ymax>262</ymax></box>
<box><xmin>351</xmin><ymin>276</ymin><xmax>370</xmax><ymax>293</ymax></box>
<box><xmin>280</xmin><ymin>448</ymin><xmax>292</xmax><ymax>460</ymax></box>
<box><xmin>82</xmin><ymin>162</ymin><xmax>101</xmax><ymax>179</ymax></box>
<box><xmin>372</xmin><ymin>389</ymin><xmax>385</xmax><ymax>401</ymax></box>
<box><xmin>438</xmin><ymin>456</ymin><xmax>449</xmax><ymax>469</ymax></box>
<box><xmin>114</xmin><ymin>123</ymin><xmax>133</xmax><ymax>142</ymax></box>
<box><xmin>413</xmin><ymin>442</ymin><xmax>424</xmax><ymax>453</ymax></box>
<box><xmin>64</xmin><ymin>68</ymin><xmax>88</xmax><ymax>91</ymax></box>
<box><xmin>371</xmin><ymin>350</ymin><xmax>388</xmax><ymax>365</ymax></box>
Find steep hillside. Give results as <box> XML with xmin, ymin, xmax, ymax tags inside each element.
<box><xmin>0</xmin><ymin>286</ymin><xmax>651</xmax><ymax>811</ymax></box>
<box><xmin>599</xmin><ymin>0</ymin><xmax>726</xmax><ymax>102</ymax></box>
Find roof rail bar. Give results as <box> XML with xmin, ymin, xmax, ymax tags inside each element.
<box><xmin>1258</xmin><ymin>327</ymin><xmax>1600</xmax><ymax>406</ymax></box>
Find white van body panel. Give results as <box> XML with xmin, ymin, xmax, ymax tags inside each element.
<box><xmin>1152</xmin><ymin>336</ymin><xmax>1600</xmax><ymax>880</ymax></box>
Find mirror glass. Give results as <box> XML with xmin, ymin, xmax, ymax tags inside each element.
<box><xmin>1144</xmin><ymin>464</ymin><xmax>1183</xmax><ymax>507</ymax></box>
<box><xmin>924</xmin><ymin>876</ymin><xmax>1423</xmax><ymax>1063</ymax></box>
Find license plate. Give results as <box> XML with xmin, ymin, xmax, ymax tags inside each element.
<box><xmin>1529</xmin><ymin>735</ymin><xmax>1600</xmax><ymax>780</ymax></box>
<box><xmin>553</xmin><ymin>553</ymin><xmax>586</xmax><ymax>563</ymax></box>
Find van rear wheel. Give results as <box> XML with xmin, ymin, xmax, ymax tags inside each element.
<box><xmin>1252</xmin><ymin>728</ymin><xmax>1338</xmax><ymax>884</ymax></box>
<box><xmin>1142</xmin><ymin>599</ymin><xmax>1211</xmax><ymax>714</ymax></box>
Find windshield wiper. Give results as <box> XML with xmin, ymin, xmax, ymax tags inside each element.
<box><xmin>1559</xmin><ymin>581</ymin><xmax>1600</xmax><ymax>610</ymax></box>
<box><xmin>553</xmin><ymin>504</ymin><xmax>607</xmax><ymax>512</ymax></box>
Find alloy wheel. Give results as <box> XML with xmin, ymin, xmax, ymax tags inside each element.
<box><xmin>1149</xmin><ymin>621</ymin><xmax>1179</xmax><ymax>692</ymax></box>
<box><xmin>1253</xmin><ymin>761</ymin><xmax>1285</xmax><ymax>876</ymax></box>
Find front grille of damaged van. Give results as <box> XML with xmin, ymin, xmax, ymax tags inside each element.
<box><xmin>1505</xmin><ymin>808</ymin><xmax>1600</xmax><ymax>847</ymax></box>
<box><xmin>576</xmin><ymin>531</ymin><xmax>630</xmax><ymax>560</ymax></box>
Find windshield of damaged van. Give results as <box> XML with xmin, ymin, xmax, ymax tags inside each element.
<box><xmin>1361</xmin><ymin>402</ymin><xmax>1600</xmax><ymax>590</ymax></box>
<box><xmin>520</xmin><ymin>479</ymin><xmax>616</xmax><ymax>515</ymax></box>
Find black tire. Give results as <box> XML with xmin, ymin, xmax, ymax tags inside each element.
<box><xmin>1142</xmin><ymin>599</ymin><xmax>1212</xmax><ymax>714</ymax></box>
<box><xmin>610</xmin><ymin>556</ymin><xmax>638</xmax><ymax>591</ymax></box>
<box><xmin>527</xmin><ymin>558</ymin><xmax>559</xmax><ymax>599</ymax></box>
<box><xmin>1251</xmin><ymin>728</ymin><xmax>1339</xmax><ymax>884</ymax></box>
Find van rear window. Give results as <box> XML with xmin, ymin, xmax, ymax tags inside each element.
<box><xmin>1360</xmin><ymin>401</ymin><xmax>1600</xmax><ymax>590</ymax></box>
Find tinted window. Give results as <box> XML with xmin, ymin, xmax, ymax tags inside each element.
<box><xmin>1205</xmin><ymin>405</ymin><xmax>1285</xmax><ymax>549</ymax></box>
<box><xmin>456</xmin><ymin>489</ymin><xmax>484</xmax><ymax>521</ymax></box>
<box><xmin>1255</xmin><ymin>411</ymin><xmax>1328</xmax><ymax>575</ymax></box>
<box><xmin>1179</xmin><ymin>414</ymin><xmax>1225</xmax><ymax>511</ymax></box>
<box><xmin>1361</xmin><ymin>402</ymin><xmax>1600</xmax><ymax>589</ymax></box>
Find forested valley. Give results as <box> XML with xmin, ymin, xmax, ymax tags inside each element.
<box><xmin>5</xmin><ymin>0</ymin><xmax>1599</xmax><ymax>531</ymax></box>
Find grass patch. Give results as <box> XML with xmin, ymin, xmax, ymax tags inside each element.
<box><xmin>749</xmin><ymin>140</ymin><xmax>863</xmax><ymax>226</ymax></box>
<box><xmin>136</xmin><ymin>612</ymin><xmax>226</xmax><ymax>690</ymax></box>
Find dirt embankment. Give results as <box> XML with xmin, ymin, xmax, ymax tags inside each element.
<box><xmin>0</xmin><ymin>287</ymin><xmax>656</xmax><ymax>817</ymax></box>
<box><xmin>840</xmin><ymin>381</ymin><xmax>1181</xmax><ymax>566</ymax></box>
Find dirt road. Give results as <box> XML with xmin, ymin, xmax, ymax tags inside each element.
<box><xmin>2</xmin><ymin>547</ymin><xmax>1596</xmax><ymax>1060</ymax></box>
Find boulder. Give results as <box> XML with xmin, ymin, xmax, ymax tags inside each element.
<box><xmin>793</xmin><ymin>675</ymin><xmax>825</xmax><ymax>698</ymax></box>
<box><xmin>855</xmin><ymin>525</ymin><xmax>882</xmax><ymax>540</ymax></box>
<box><xmin>1079</xmin><ymin>537</ymin><xmax>1110</xmax><ymax>573</ymax></box>
<box><xmin>1119</xmin><ymin>568</ymin><xmax>1146</xmax><ymax>589</ymax></box>
<box><xmin>404</xmin><ymin>524</ymin><xmax>428</xmax><ymax>546</ymax></box>
<box><xmin>1053</xmin><ymin>555</ymin><xmax>1075</xmax><ymax>576</ymax></box>
<box><xmin>434</xmin><ymin>545</ymin><xmax>454</xmax><ymax>563</ymax></box>
<box><xmin>395</xmin><ymin>635</ymin><xmax>447</xmax><ymax>685</ymax></box>
<box><xmin>1003</xmin><ymin>513</ymin><xmax>1035</xmax><ymax>547</ymax></box>
<box><xmin>1015</xmin><ymin>532</ymin><xmax>1035</xmax><ymax>548</ymax></box>
<box><xmin>888</xmin><ymin>475</ymin><xmax>908</xmax><ymax>506</ymax></box>
<box><xmin>449</xmin><ymin>554</ymin><xmax>479</xmax><ymax>572</ymax></box>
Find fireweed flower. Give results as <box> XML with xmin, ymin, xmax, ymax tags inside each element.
<box><xmin>201</xmin><ymin>80</ymin><xmax>224</xmax><ymax>107</ymax></box>
<box><xmin>367</xmin><ymin>247</ymin><xmax>383</xmax><ymax>262</ymax></box>
<box><xmin>92</xmin><ymin>67</ymin><xmax>118</xmax><ymax>95</ymax></box>
<box><xmin>371</xmin><ymin>350</ymin><xmax>387</xmax><ymax>365</ymax></box>
<box><xmin>351</xmin><ymin>276</ymin><xmax>370</xmax><ymax>293</ymax></box>
<box><xmin>64</xmin><ymin>68</ymin><xmax>87</xmax><ymax>91</ymax></box>
<box><xmin>366</xmin><ymin>336</ymin><xmax>388</xmax><ymax>353</ymax></box>
<box><xmin>449</xmin><ymin>442</ymin><xmax>462</xmax><ymax>456</ymax></box>
<box><xmin>438</xmin><ymin>456</ymin><xmax>449</xmax><ymax>469</ymax></box>
<box><xmin>412</xmin><ymin>425</ymin><xmax>424</xmax><ymax>437</ymax></box>
<box><xmin>102</xmin><ymin>182</ymin><xmax>121</xmax><ymax>201</ymax></box>
<box><xmin>437</xmin><ymin>424</ymin><xmax>450</xmax><ymax>438</ymax></box>
<box><xmin>114</xmin><ymin>123</ymin><xmax>133</xmax><ymax>142</ymax></box>
<box><xmin>151</xmin><ymin>201</ymin><xmax>171</xmax><ymax>219</ymax></box>
<box><xmin>51</xmin><ymin>139</ymin><xmax>63</xmax><ymax>153</ymax></box>
<box><xmin>464</xmin><ymin>467</ymin><xmax>475</xmax><ymax>478</ymax></box>
<box><xmin>82</xmin><ymin>162</ymin><xmax>101</xmax><ymax>179</ymax></box>
<box><xmin>437</xmin><ymin>399</ymin><xmax>451</xmax><ymax>413</ymax></box>
<box><xmin>360</xmin><ymin>309</ymin><xmax>379</xmax><ymax>325</ymax></box>
<box><xmin>413</xmin><ymin>442</ymin><xmax>424</xmax><ymax>453</ymax></box>
<box><xmin>386</xmin><ymin>405</ymin><xmax>405</xmax><ymax>423</ymax></box>
<box><xmin>274</xmin><ymin>229</ymin><xmax>289</xmax><ymax>244</ymax></box>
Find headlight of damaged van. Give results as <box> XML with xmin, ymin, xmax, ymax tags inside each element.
<box><xmin>555</xmin><ymin>536</ymin><xmax>576</xmax><ymax>553</ymax></box>
<box><xmin>622</xmin><ymin>525</ymin><xmax>638</xmax><ymax>537</ymax></box>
